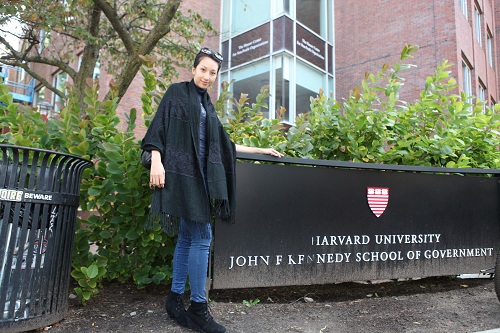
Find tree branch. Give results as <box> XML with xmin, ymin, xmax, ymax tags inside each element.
<box><xmin>92</xmin><ymin>0</ymin><xmax>136</xmax><ymax>54</ymax></box>
<box><xmin>0</xmin><ymin>34</ymin><xmax>21</xmax><ymax>58</ymax></box>
<box><xmin>0</xmin><ymin>32</ymin><xmax>77</xmax><ymax>79</ymax></box>
<box><xmin>103</xmin><ymin>0</ymin><xmax>182</xmax><ymax>101</ymax></box>
<box><xmin>139</xmin><ymin>0</ymin><xmax>181</xmax><ymax>55</ymax></box>
<box><xmin>74</xmin><ymin>3</ymin><xmax>102</xmax><ymax>111</ymax></box>
<box><xmin>0</xmin><ymin>59</ymin><xmax>66</xmax><ymax>100</ymax></box>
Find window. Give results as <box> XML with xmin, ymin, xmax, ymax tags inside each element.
<box><xmin>296</xmin><ymin>0</ymin><xmax>328</xmax><ymax>38</ymax></box>
<box><xmin>478</xmin><ymin>83</ymin><xmax>485</xmax><ymax>101</ymax></box>
<box><xmin>474</xmin><ymin>4</ymin><xmax>482</xmax><ymax>46</ymax></box>
<box><xmin>327</xmin><ymin>0</ymin><xmax>334</xmax><ymax>43</ymax></box>
<box><xmin>329</xmin><ymin>76</ymin><xmax>335</xmax><ymax>98</ymax></box>
<box><xmin>221</xmin><ymin>0</ymin><xmax>334</xmax><ymax>123</ymax></box>
<box><xmin>273</xmin><ymin>0</ymin><xmax>290</xmax><ymax>16</ymax></box>
<box><xmin>478</xmin><ymin>81</ymin><xmax>486</xmax><ymax>112</ymax></box>
<box><xmin>52</xmin><ymin>71</ymin><xmax>68</xmax><ymax>113</ymax></box>
<box><xmin>93</xmin><ymin>60</ymin><xmax>101</xmax><ymax>79</ymax></box>
<box><xmin>458</xmin><ymin>0</ymin><xmax>468</xmax><ymax>19</ymax></box>
<box><xmin>231</xmin><ymin>59</ymin><xmax>270</xmax><ymax>118</ymax></box>
<box><xmin>221</xmin><ymin>0</ymin><xmax>231</xmax><ymax>40</ymax></box>
<box><xmin>274</xmin><ymin>55</ymin><xmax>292</xmax><ymax>120</ymax></box>
<box><xmin>487</xmin><ymin>29</ymin><xmax>493</xmax><ymax>67</ymax></box>
<box><xmin>18</xmin><ymin>67</ymin><xmax>26</xmax><ymax>83</ymax></box>
<box><xmin>295</xmin><ymin>60</ymin><xmax>325</xmax><ymax>116</ymax></box>
<box><xmin>33</xmin><ymin>86</ymin><xmax>46</xmax><ymax>106</ymax></box>
<box><xmin>462</xmin><ymin>60</ymin><xmax>472</xmax><ymax>103</ymax></box>
<box><xmin>231</xmin><ymin>0</ymin><xmax>270</xmax><ymax>36</ymax></box>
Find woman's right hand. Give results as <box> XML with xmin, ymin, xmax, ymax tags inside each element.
<box><xmin>149</xmin><ymin>150</ymin><xmax>165</xmax><ymax>188</ymax></box>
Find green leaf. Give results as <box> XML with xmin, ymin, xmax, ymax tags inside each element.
<box><xmin>99</xmin><ymin>230</ymin><xmax>112</xmax><ymax>239</ymax></box>
<box><xmin>103</xmin><ymin>150</ymin><xmax>122</xmax><ymax>161</ymax></box>
<box><xmin>126</xmin><ymin>229</ymin><xmax>140</xmax><ymax>240</ymax></box>
<box><xmin>152</xmin><ymin>272</ymin><xmax>166</xmax><ymax>283</ymax></box>
<box><xmin>69</xmin><ymin>146</ymin><xmax>85</xmax><ymax>156</ymax></box>
<box><xmin>107</xmin><ymin>162</ymin><xmax>124</xmax><ymax>174</ymax></box>
<box><xmin>82</xmin><ymin>291</ymin><xmax>92</xmax><ymax>301</ymax></box>
<box><xmin>88</xmin><ymin>187</ymin><xmax>101</xmax><ymax>196</ymax></box>
<box><xmin>117</xmin><ymin>204</ymin><xmax>131</xmax><ymax>214</ymax></box>
<box><xmin>86</xmin><ymin>264</ymin><xmax>99</xmax><ymax>279</ymax></box>
<box><xmin>87</xmin><ymin>280</ymin><xmax>97</xmax><ymax>289</ymax></box>
<box><xmin>102</xmin><ymin>142</ymin><xmax>120</xmax><ymax>151</ymax></box>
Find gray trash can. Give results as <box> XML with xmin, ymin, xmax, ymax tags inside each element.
<box><xmin>0</xmin><ymin>145</ymin><xmax>92</xmax><ymax>332</ymax></box>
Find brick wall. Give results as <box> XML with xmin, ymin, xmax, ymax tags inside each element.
<box><xmin>334</xmin><ymin>0</ymin><xmax>498</xmax><ymax>105</ymax></box>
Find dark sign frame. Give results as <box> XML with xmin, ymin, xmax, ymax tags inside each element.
<box><xmin>213</xmin><ymin>154</ymin><xmax>500</xmax><ymax>290</ymax></box>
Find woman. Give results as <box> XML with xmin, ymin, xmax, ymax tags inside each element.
<box><xmin>141</xmin><ymin>47</ymin><xmax>282</xmax><ymax>333</ymax></box>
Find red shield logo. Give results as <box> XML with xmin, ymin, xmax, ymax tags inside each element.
<box><xmin>367</xmin><ymin>187</ymin><xmax>389</xmax><ymax>217</ymax></box>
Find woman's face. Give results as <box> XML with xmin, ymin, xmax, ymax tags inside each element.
<box><xmin>192</xmin><ymin>56</ymin><xmax>219</xmax><ymax>89</ymax></box>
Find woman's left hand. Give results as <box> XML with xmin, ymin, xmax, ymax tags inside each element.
<box><xmin>262</xmin><ymin>147</ymin><xmax>284</xmax><ymax>157</ymax></box>
<box><xmin>234</xmin><ymin>144</ymin><xmax>283</xmax><ymax>157</ymax></box>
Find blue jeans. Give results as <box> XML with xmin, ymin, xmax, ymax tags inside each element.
<box><xmin>171</xmin><ymin>218</ymin><xmax>212</xmax><ymax>302</ymax></box>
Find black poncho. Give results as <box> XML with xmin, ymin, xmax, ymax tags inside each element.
<box><xmin>141</xmin><ymin>80</ymin><xmax>236</xmax><ymax>235</ymax></box>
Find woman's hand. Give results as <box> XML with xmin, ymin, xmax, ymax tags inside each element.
<box><xmin>235</xmin><ymin>144</ymin><xmax>283</xmax><ymax>157</ymax></box>
<box><xmin>260</xmin><ymin>147</ymin><xmax>284</xmax><ymax>157</ymax></box>
<box><xmin>149</xmin><ymin>150</ymin><xmax>165</xmax><ymax>189</ymax></box>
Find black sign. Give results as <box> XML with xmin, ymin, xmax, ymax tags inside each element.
<box><xmin>230</xmin><ymin>23</ymin><xmax>271</xmax><ymax>68</ymax></box>
<box><xmin>213</xmin><ymin>160</ymin><xmax>499</xmax><ymax>289</ymax></box>
<box><xmin>296</xmin><ymin>24</ymin><xmax>326</xmax><ymax>70</ymax></box>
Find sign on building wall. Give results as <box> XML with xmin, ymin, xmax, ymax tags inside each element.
<box><xmin>213</xmin><ymin>161</ymin><xmax>499</xmax><ymax>289</ymax></box>
<box><xmin>224</xmin><ymin>17</ymin><xmax>331</xmax><ymax>71</ymax></box>
<box><xmin>230</xmin><ymin>23</ymin><xmax>271</xmax><ymax>68</ymax></box>
<box><xmin>296</xmin><ymin>24</ymin><xmax>326</xmax><ymax>70</ymax></box>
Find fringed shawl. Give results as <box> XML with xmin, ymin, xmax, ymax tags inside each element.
<box><xmin>141</xmin><ymin>80</ymin><xmax>236</xmax><ymax>235</ymax></box>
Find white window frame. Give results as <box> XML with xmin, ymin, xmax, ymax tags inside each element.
<box><xmin>478</xmin><ymin>81</ymin><xmax>486</xmax><ymax>112</ymax></box>
<box><xmin>487</xmin><ymin>29</ymin><xmax>493</xmax><ymax>67</ymax></box>
<box><xmin>474</xmin><ymin>4</ymin><xmax>482</xmax><ymax>46</ymax></box>
<box><xmin>462</xmin><ymin>60</ymin><xmax>472</xmax><ymax>103</ymax></box>
<box><xmin>459</xmin><ymin>0</ymin><xmax>468</xmax><ymax>19</ymax></box>
<box><xmin>33</xmin><ymin>87</ymin><xmax>44</xmax><ymax>107</ymax></box>
<box><xmin>52</xmin><ymin>71</ymin><xmax>68</xmax><ymax>113</ymax></box>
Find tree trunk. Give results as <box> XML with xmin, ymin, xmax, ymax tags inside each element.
<box><xmin>74</xmin><ymin>4</ymin><xmax>102</xmax><ymax>114</ymax></box>
<box><xmin>102</xmin><ymin>0</ymin><xmax>182</xmax><ymax>102</ymax></box>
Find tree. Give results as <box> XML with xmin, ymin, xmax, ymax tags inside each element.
<box><xmin>0</xmin><ymin>0</ymin><xmax>215</xmax><ymax>109</ymax></box>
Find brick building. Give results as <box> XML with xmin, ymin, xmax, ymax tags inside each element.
<box><xmin>335</xmin><ymin>0</ymin><xmax>499</xmax><ymax>105</ymax></box>
<box><xmin>6</xmin><ymin>0</ymin><xmax>500</xmax><ymax>133</ymax></box>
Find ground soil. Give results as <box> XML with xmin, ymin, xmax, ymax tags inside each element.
<box><xmin>27</xmin><ymin>276</ymin><xmax>500</xmax><ymax>333</ymax></box>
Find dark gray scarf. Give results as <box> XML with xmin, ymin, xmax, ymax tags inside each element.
<box><xmin>141</xmin><ymin>80</ymin><xmax>236</xmax><ymax>235</ymax></box>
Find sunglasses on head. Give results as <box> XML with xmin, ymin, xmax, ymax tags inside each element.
<box><xmin>200</xmin><ymin>47</ymin><xmax>223</xmax><ymax>63</ymax></box>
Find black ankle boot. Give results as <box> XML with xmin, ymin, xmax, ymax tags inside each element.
<box><xmin>186</xmin><ymin>301</ymin><xmax>226</xmax><ymax>333</ymax></box>
<box><xmin>165</xmin><ymin>292</ymin><xmax>187</xmax><ymax>327</ymax></box>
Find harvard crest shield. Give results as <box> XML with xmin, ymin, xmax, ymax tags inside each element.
<box><xmin>367</xmin><ymin>187</ymin><xmax>389</xmax><ymax>217</ymax></box>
